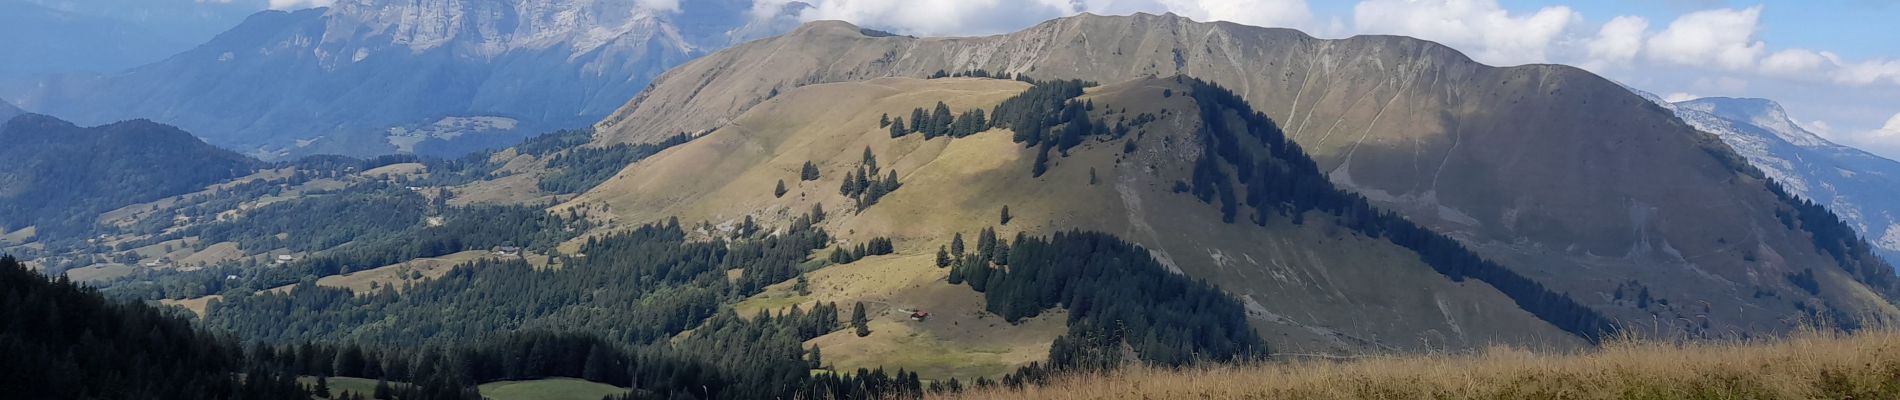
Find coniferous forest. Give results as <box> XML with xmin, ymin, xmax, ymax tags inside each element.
<box><xmin>0</xmin><ymin>256</ymin><xmax>311</xmax><ymax>400</ymax></box>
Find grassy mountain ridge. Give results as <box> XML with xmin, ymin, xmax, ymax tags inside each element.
<box><xmin>586</xmin><ymin>13</ymin><xmax>1900</xmax><ymax>337</ymax></box>
<box><xmin>571</xmin><ymin>76</ymin><xmax>1584</xmax><ymax>363</ymax></box>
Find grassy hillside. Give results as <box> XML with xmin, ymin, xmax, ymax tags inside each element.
<box><xmin>940</xmin><ymin>327</ymin><xmax>1900</xmax><ymax>400</ymax></box>
<box><xmin>478</xmin><ymin>378</ymin><xmax>630</xmax><ymax>400</ymax></box>
<box><xmin>571</xmin><ymin>76</ymin><xmax>1582</xmax><ymax>364</ymax></box>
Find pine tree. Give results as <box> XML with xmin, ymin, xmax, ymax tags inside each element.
<box><xmin>801</xmin><ymin>161</ymin><xmax>821</xmax><ymax>181</ymax></box>
<box><xmin>840</xmin><ymin>169</ymin><xmax>860</xmax><ymax>196</ymax></box>
<box><xmin>890</xmin><ymin>117</ymin><xmax>908</xmax><ymax>138</ymax></box>
<box><xmin>373</xmin><ymin>378</ymin><xmax>392</xmax><ymax>399</ymax></box>
<box><xmin>951</xmin><ymin>233</ymin><xmax>966</xmax><ymax>257</ymax></box>
<box><xmin>910</xmin><ymin>108</ymin><xmax>927</xmax><ymax>134</ymax></box>
<box><xmin>948</xmin><ymin>260</ymin><xmax>967</xmax><ymax>284</ymax></box>
<box><xmin>936</xmin><ymin>246</ymin><xmax>951</xmax><ymax>268</ymax></box>
<box><xmin>1000</xmin><ymin>206</ymin><xmax>1012</xmax><ymax>225</ymax></box>
<box><xmin>774</xmin><ymin>179</ymin><xmax>788</xmax><ymax>198</ymax></box>
<box><xmin>316</xmin><ymin>376</ymin><xmax>332</xmax><ymax>398</ymax></box>
<box><xmin>852</xmin><ymin>302</ymin><xmax>871</xmax><ymax>337</ymax></box>
<box><xmin>808</xmin><ymin>345</ymin><xmax>824</xmax><ymax>369</ymax></box>
<box><xmin>931</xmin><ymin>101</ymin><xmax>954</xmax><ymax>137</ymax></box>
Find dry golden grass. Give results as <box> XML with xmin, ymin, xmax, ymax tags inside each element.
<box><xmin>939</xmin><ymin>328</ymin><xmax>1900</xmax><ymax>400</ymax></box>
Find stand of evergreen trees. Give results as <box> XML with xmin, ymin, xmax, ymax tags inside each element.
<box><xmin>828</xmin><ymin>237</ymin><xmax>895</xmax><ymax>264</ymax></box>
<box><xmin>1767</xmin><ymin>181</ymin><xmax>1900</xmax><ymax>301</ymax></box>
<box><xmin>946</xmin><ymin>229</ymin><xmax>1267</xmax><ymax>367</ymax></box>
<box><xmin>890</xmin><ymin>101</ymin><xmax>989</xmax><ymax>139</ymax></box>
<box><xmin>0</xmin><ymin>255</ymin><xmax>312</xmax><ymax>400</ymax></box>
<box><xmin>206</xmin><ymin>209</ymin><xmax>828</xmax><ymax>346</ymax></box>
<box><xmin>839</xmin><ymin>147</ymin><xmax>901</xmax><ymax>211</ymax></box>
<box><xmin>104</xmin><ymin>189</ymin><xmax>594</xmax><ymax>301</ymax></box>
<box><xmin>538</xmin><ymin>132</ymin><xmax>692</xmax><ymax>194</ymax></box>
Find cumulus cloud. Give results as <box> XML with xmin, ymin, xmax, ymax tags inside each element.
<box><xmin>1819</xmin><ymin>113</ymin><xmax>1900</xmax><ymax>159</ymax></box>
<box><xmin>1583</xmin><ymin>15</ymin><xmax>1647</xmax><ymax>70</ymax></box>
<box><xmin>1351</xmin><ymin>0</ymin><xmax>1580</xmax><ymax>66</ymax></box>
<box><xmin>1834</xmin><ymin>59</ymin><xmax>1900</xmax><ymax>87</ymax></box>
<box><xmin>1644</xmin><ymin>6</ymin><xmax>1765</xmax><ymax>71</ymax></box>
<box><xmin>268</xmin><ymin>0</ymin><xmax>331</xmax><ymax>10</ymax></box>
<box><xmin>1759</xmin><ymin>48</ymin><xmax>1839</xmax><ymax>78</ymax></box>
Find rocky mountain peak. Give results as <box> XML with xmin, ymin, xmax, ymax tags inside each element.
<box><xmin>318</xmin><ymin>0</ymin><xmax>688</xmax><ymax>57</ymax></box>
<box><xmin>1678</xmin><ymin>97</ymin><xmax>1828</xmax><ymax>148</ymax></box>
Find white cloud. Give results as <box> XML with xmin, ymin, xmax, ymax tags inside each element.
<box><xmin>1644</xmin><ymin>6</ymin><xmax>1765</xmax><ymax>71</ymax></box>
<box><xmin>1878</xmin><ymin>113</ymin><xmax>1900</xmax><ymax>139</ymax></box>
<box><xmin>1819</xmin><ymin>113</ymin><xmax>1900</xmax><ymax>160</ymax></box>
<box><xmin>635</xmin><ymin>0</ymin><xmax>681</xmax><ymax>14</ymax></box>
<box><xmin>1663</xmin><ymin>92</ymin><xmax>1701</xmax><ymax>103</ymax></box>
<box><xmin>1834</xmin><ymin>59</ymin><xmax>1900</xmax><ymax>87</ymax></box>
<box><xmin>1759</xmin><ymin>48</ymin><xmax>1840</xmax><ymax>78</ymax></box>
<box><xmin>268</xmin><ymin>0</ymin><xmax>331</xmax><ymax>10</ymax></box>
<box><xmin>1804</xmin><ymin>119</ymin><xmax>1834</xmax><ymax>137</ymax></box>
<box><xmin>1583</xmin><ymin>15</ymin><xmax>1647</xmax><ymax>70</ymax></box>
<box><xmin>1351</xmin><ymin>0</ymin><xmax>1580</xmax><ymax>66</ymax></box>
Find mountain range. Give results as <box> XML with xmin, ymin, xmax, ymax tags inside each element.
<box><xmin>1</xmin><ymin>0</ymin><xmax>777</xmax><ymax>159</ymax></box>
<box><xmin>5</xmin><ymin>9</ymin><xmax>1900</xmax><ymax>394</ymax></box>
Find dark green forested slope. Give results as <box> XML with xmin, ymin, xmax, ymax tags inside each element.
<box><xmin>0</xmin><ymin>255</ymin><xmax>309</xmax><ymax>399</ymax></box>
<box><xmin>0</xmin><ymin>114</ymin><xmax>257</xmax><ymax>241</ymax></box>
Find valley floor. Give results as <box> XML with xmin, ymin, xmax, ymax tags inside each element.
<box><xmin>941</xmin><ymin>328</ymin><xmax>1900</xmax><ymax>399</ymax></box>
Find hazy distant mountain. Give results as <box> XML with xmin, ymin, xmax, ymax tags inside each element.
<box><xmin>0</xmin><ymin>99</ymin><xmax>19</xmax><ymax>123</ymax></box>
<box><xmin>593</xmin><ymin>13</ymin><xmax>1900</xmax><ymax>340</ymax></box>
<box><xmin>0</xmin><ymin>0</ymin><xmax>193</xmax><ymax>77</ymax></box>
<box><xmin>1656</xmin><ymin>96</ymin><xmax>1900</xmax><ymax>265</ymax></box>
<box><xmin>3</xmin><ymin>0</ymin><xmax>769</xmax><ymax>159</ymax></box>
<box><xmin>0</xmin><ymin>114</ymin><xmax>256</xmax><ymax>240</ymax></box>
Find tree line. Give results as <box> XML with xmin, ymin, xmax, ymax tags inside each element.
<box><xmin>943</xmin><ymin>229</ymin><xmax>1268</xmax><ymax>368</ymax></box>
<box><xmin>0</xmin><ymin>255</ymin><xmax>313</xmax><ymax>399</ymax></box>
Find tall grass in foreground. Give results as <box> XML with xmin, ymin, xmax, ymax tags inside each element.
<box><xmin>938</xmin><ymin>327</ymin><xmax>1900</xmax><ymax>399</ymax></box>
